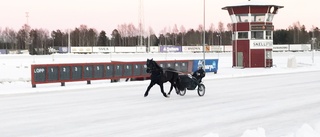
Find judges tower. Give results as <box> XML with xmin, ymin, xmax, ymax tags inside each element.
<box><xmin>222</xmin><ymin>1</ymin><xmax>283</xmax><ymax>68</ymax></box>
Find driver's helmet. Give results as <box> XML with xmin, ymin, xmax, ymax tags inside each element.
<box><xmin>198</xmin><ymin>65</ymin><xmax>203</xmax><ymax>69</ymax></box>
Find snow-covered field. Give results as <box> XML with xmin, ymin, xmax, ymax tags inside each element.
<box><xmin>0</xmin><ymin>52</ymin><xmax>320</xmax><ymax>137</ymax></box>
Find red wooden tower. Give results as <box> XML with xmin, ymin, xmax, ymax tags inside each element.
<box><xmin>222</xmin><ymin>1</ymin><xmax>283</xmax><ymax>68</ymax></box>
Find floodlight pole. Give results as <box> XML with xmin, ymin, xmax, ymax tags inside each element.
<box><xmin>203</xmin><ymin>0</ymin><xmax>206</xmax><ymax>67</ymax></box>
<box><xmin>312</xmin><ymin>30</ymin><xmax>315</xmax><ymax>64</ymax></box>
<box><xmin>68</xmin><ymin>29</ymin><xmax>71</xmax><ymax>53</ymax></box>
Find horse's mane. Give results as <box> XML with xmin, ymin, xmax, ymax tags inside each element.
<box><xmin>152</xmin><ymin>60</ymin><xmax>162</xmax><ymax>69</ymax></box>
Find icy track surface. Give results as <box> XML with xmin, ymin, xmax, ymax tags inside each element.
<box><xmin>1</xmin><ymin>71</ymin><xmax>320</xmax><ymax>137</ymax></box>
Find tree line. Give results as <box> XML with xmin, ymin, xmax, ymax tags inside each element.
<box><xmin>0</xmin><ymin>21</ymin><xmax>319</xmax><ymax>55</ymax></box>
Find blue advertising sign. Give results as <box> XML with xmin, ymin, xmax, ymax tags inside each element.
<box><xmin>0</xmin><ymin>49</ymin><xmax>7</xmax><ymax>54</ymax></box>
<box><xmin>193</xmin><ymin>59</ymin><xmax>219</xmax><ymax>73</ymax></box>
<box><xmin>159</xmin><ymin>46</ymin><xmax>182</xmax><ymax>52</ymax></box>
<box><xmin>58</xmin><ymin>47</ymin><xmax>68</xmax><ymax>53</ymax></box>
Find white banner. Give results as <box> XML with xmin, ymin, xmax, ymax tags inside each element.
<box><xmin>92</xmin><ymin>47</ymin><xmax>114</xmax><ymax>52</ymax></box>
<box><xmin>301</xmin><ymin>44</ymin><xmax>311</xmax><ymax>51</ymax></box>
<box><xmin>273</xmin><ymin>44</ymin><xmax>288</xmax><ymax>51</ymax></box>
<box><xmin>211</xmin><ymin>46</ymin><xmax>223</xmax><ymax>52</ymax></box>
<box><xmin>136</xmin><ymin>47</ymin><xmax>146</xmax><ymax>53</ymax></box>
<box><xmin>71</xmin><ymin>47</ymin><xmax>92</xmax><ymax>53</ymax></box>
<box><xmin>114</xmin><ymin>47</ymin><xmax>137</xmax><ymax>53</ymax></box>
<box><xmin>250</xmin><ymin>40</ymin><xmax>273</xmax><ymax>49</ymax></box>
<box><xmin>182</xmin><ymin>46</ymin><xmax>203</xmax><ymax>52</ymax></box>
<box><xmin>149</xmin><ymin>46</ymin><xmax>159</xmax><ymax>52</ymax></box>
<box><xmin>289</xmin><ymin>44</ymin><xmax>311</xmax><ymax>51</ymax></box>
<box><xmin>224</xmin><ymin>45</ymin><xmax>233</xmax><ymax>52</ymax></box>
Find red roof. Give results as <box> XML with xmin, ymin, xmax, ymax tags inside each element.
<box><xmin>222</xmin><ymin>1</ymin><xmax>284</xmax><ymax>10</ymax></box>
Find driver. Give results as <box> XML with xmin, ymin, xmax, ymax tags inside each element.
<box><xmin>192</xmin><ymin>65</ymin><xmax>205</xmax><ymax>83</ymax></box>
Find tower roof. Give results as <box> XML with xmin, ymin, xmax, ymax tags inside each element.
<box><xmin>222</xmin><ymin>1</ymin><xmax>283</xmax><ymax>10</ymax></box>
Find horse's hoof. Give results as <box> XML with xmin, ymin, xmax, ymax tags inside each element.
<box><xmin>144</xmin><ymin>94</ymin><xmax>148</xmax><ymax>97</ymax></box>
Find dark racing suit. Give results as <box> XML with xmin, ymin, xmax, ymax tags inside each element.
<box><xmin>192</xmin><ymin>68</ymin><xmax>205</xmax><ymax>84</ymax></box>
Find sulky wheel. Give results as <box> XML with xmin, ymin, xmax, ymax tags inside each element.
<box><xmin>179</xmin><ymin>88</ymin><xmax>186</xmax><ymax>96</ymax></box>
<box><xmin>197</xmin><ymin>84</ymin><xmax>205</xmax><ymax>96</ymax></box>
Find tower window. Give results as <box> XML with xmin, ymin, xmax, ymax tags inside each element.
<box><xmin>251</xmin><ymin>14</ymin><xmax>265</xmax><ymax>22</ymax></box>
<box><xmin>238</xmin><ymin>32</ymin><xmax>248</xmax><ymax>39</ymax></box>
<box><xmin>251</xmin><ymin>31</ymin><xmax>264</xmax><ymax>39</ymax></box>
<box><xmin>236</xmin><ymin>14</ymin><xmax>249</xmax><ymax>22</ymax></box>
<box><xmin>266</xmin><ymin>31</ymin><xmax>272</xmax><ymax>39</ymax></box>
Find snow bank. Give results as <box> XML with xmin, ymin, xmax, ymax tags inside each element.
<box><xmin>295</xmin><ymin>123</ymin><xmax>320</xmax><ymax>137</ymax></box>
<box><xmin>202</xmin><ymin>132</ymin><xmax>220</xmax><ymax>137</ymax></box>
<box><xmin>241</xmin><ymin>127</ymin><xmax>266</xmax><ymax>137</ymax></box>
<box><xmin>241</xmin><ymin>122</ymin><xmax>320</xmax><ymax>137</ymax></box>
<box><xmin>201</xmin><ymin>121</ymin><xmax>320</xmax><ymax>137</ymax></box>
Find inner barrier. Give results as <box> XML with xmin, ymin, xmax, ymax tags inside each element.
<box><xmin>31</xmin><ymin>60</ymin><xmax>193</xmax><ymax>88</ymax></box>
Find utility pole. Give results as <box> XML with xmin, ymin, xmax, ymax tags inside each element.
<box><xmin>25</xmin><ymin>12</ymin><xmax>30</xmax><ymax>51</ymax></box>
<box><xmin>139</xmin><ymin>0</ymin><xmax>144</xmax><ymax>47</ymax></box>
<box><xmin>312</xmin><ymin>29</ymin><xmax>316</xmax><ymax>64</ymax></box>
<box><xmin>203</xmin><ymin>0</ymin><xmax>206</xmax><ymax>68</ymax></box>
<box><xmin>26</xmin><ymin>12</ymin><xmax>29</xmax><ymax>25</ymax></box>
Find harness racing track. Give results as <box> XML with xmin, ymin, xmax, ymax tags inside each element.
<box><xmin>1</xmin><ymin>70</ymin><xmax>320</xmax><ymax>137</ymax></box>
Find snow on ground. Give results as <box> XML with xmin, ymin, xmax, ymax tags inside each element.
<box><xmin>0</xmin><ymin>52</ymin><xmax>320</xmax><ymax>137</ymax></box>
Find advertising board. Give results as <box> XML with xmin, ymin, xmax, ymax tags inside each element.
<box><xmin>92</xmin><ymin>47</ymin><xmax>115</xmax><ymax>53</ymax></box>
<box><xmin>192</xmin><ymin>59</ymin><xmax>219</xmax><ymax>73</ymax></box>
<box><xmin>159</xmin><ymin>46</ymin><xmax>182</xmax><ymax>52</ymax></box>
<box><xmin>71</xmin><ymin>47</ymin><xmax>92</xmax><ymax>53</ymax></box>
<box><xmin>250</xmin><ymin>40</ymin><xmax>273</xmax><ymax>49</ymax></box>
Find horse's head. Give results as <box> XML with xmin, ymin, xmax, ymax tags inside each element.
<box><xmin>146</xmin><ymin>59</ymin><xmax>154</xmax><ymax>73</ymax></box>
<box><xmin>147</xmin><ymin>58</ymin><xmax>162</xmax><ymax>73</ymax></box>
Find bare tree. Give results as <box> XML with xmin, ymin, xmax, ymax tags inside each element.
<box><xmin>15</xmin><ymin>24</ymin><xmax>31</xmax><ymax>50</ymax></box>
<box><xmin>29</xmin><ymin>29</ymin><xmax>39</xmax><ymax>54</ymax></box>
<box><xmin>172</xmin><ymin>24</ymin><xmax>179</xmax><ymax>45</ymax></box>
<box><xmin>198</xmin><ymin>25</ymin><xmax>204</xmax><ymax>45</ymax></box>
<box><xmin>2</xmin><ymin>27</ymin><xmax>17</xmax><ymax>50</ymax></box>
<box><xmin>209</xmin><ymin>23</ymin><xmax>215</xmax><ymax>45</ymax></box>
<box><xmin>224</xmin><ymin>23</ymin><xmax>233</xmax><ymax>45</ymax></box>
<box><xmin>127</xmin><ymin>23</ymin><xmax>137</xmax><ymax>46</ymax></box>
<box><xmin>79</xmin><ymin>25</ymin><xmax>88</xmax><ymax>46</ymax></box>
<box><xmin>148</xmin><ymin>26</ymin><xmax>155</xmax><ymax>46</ymax></box>
<box><xmin>217</xmin><ymin>22</ymin><xmax>225</xmax><ymax>45</ymax></box>
<box><xmin>37</xmin><ymin>28</ymin><xmax>49</xmax><ymax>54</ymax></box>
<box><xmin>117</xmin><ymin>24</ymin><xmax>126</xmax><ymax>46</ymax></box>
<box><xmin>160</xmin><ymin>27</ymin><xmax>167</xmax><ymax>45</ymax></box>
<box><xmin>138</xmin><ymin>22</ymin><xmax>145</xmax><ymax>46</ymax></box>
<box><xmin>217</xmin><ymin>21</ymin><xmax>224</xmax><ymax>33</ymax></box>
<box><xmin>87</xmin><ymin>28</ymin><xmax>98</xmax><ymax>46</ymax></box>
<box><xmin>70</xmin><ymin>28</ymin><xmax>80</xmax><ymax>46</ymax></box>
<box><xmin>185</xmin><ymin>29</ymin><xmax>197</xmax><ymax>46</ymax></box>
<box><xmin>180</xmin><ymin>25</ymin><xmax>186</xmax><ymax>46</ymax></box>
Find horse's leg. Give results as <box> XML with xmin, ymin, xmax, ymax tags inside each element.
<box><xmin>168</xmin><ymin>82</ymin><xmax>174</xmax><ymax>95</ymax></box>
<box><xmin>159</xmin><ymin>84</ymin><xmax>169</xmax><ymax>98</ymax></box>
<box><xmin>173</xmin><ymin>75</ymin><xmax>179</xmax><ymax>94</ymax></box>
<box><xmin>172</xmin><ymin>80</ymin><xmax>179</xmax><ymax>95</ymax></box>
<box><xmin>144</xmin><ymin>81</ymin><xmax>155</xmax><ymax>97</ymax></box>
<box><xmin>168</xmin><ymin>74</ymin><xmax>180</xmax><ymax>95</ymax></box>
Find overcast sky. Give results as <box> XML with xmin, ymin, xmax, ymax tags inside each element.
<box><xmin>1</xmin><ymin>0</ymin><xmax>318</xmax><ymax>34</ymax></box>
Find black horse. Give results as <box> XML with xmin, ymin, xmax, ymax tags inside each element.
<box><xmin>144</xmin><ymin>59</ymin><xmax>179</xmax><ymax>98</ymax></box>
